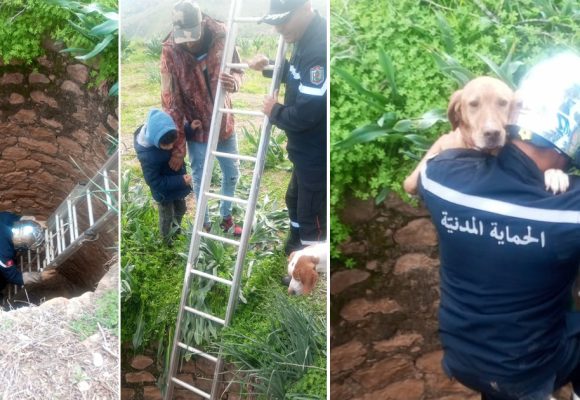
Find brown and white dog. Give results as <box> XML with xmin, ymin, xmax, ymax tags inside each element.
<box><xmin>403</xmin><ymin>76</ymin><xmax>569</xmax><ymax>195</ymax></box>
<box><xmin>287</xmin><ymin>243</ymin><xmax>328</xmax><ymax>295</ymax></box>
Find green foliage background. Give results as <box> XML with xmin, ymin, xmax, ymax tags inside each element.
<box><xmin>330</xmin><ymin>0</ymin><xmax>580</xmax><ymax>257</ymax></box>
<box><xmin>0</xmin><ymin>0</ymin><xmax>118</xmax><ymax>85</ymax></box>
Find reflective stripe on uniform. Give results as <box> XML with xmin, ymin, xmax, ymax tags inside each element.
<box><xmin>421</xmin><ymin>166</ymin><xmax>580</xmax><ymax>224</ymax></box>
<box><xmin>299</xmin><ymin>79</ymin><xmax>328</xmax><ymax>96</ymax></box>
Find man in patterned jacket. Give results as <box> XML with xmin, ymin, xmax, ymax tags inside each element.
<box><xmin>161</xmin><ymin>0</ymin><xmax>244</xmax><ymax>235</ymax></box>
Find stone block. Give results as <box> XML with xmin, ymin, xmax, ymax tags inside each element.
<box><xmin>29</xmin><ymin>72</ymin><xmax>50</xmax><ymax>84</ymax></box>
<box><xmin>2</xmin><ymin>146</ymin><xmax>29</xmax><ymax>160</ymax></box>
<box><xmin>1</xmin><ymin>72</ymin><xmax>24</xmax><ymax>84</ymax></box>
<box><xmin>130</xmin><ymin>355</ymin><xmax>154</xmax><ymax>370</ymax></box>
<box><xmin>61</xmin><ymin>80</ymin><xmax>83</xmax><ymax>96</ymax></box>
<box><xmin>9</xmin><ymin>109</ymin><xmax>37</xmax><ymax>124</ymax></box>
<box><xmin>67</xmin><ymin>64</ymin><xmax>89</xmax><ymax>84</ymax></box>
<box><xmin>125</xmin><ymin>371</ymin><xmax>156</xmax><ymax>384</ymax></box>
<box><xmin>9</xmin><ymin>93</ymin><xmax>25</xmax><ymax>104</ymax></box>
<box><xmin>19</xmin><ymin>136</ymin><xmax>58</xmax><ymax>155</ymax></box>
<box><xmin>30</xmin><ymin>91</ymin><xmax>58</xmax><ymax>108</ymax></box>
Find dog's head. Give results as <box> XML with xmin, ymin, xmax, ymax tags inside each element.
<box><xmin>287</xmin><ymin>252</ymin><xmax>320</xmax><ymax>295</ymax></box>
<box><xmin>448</xmin><ymin>76</ymin><xmax>516</xmax><ymax>151</ymax></box>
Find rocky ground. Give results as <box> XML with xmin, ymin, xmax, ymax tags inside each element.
<box><xmin>330</xmin><ymin>194</ymin><xmax>573</xmax><ymax>400</ymax></box>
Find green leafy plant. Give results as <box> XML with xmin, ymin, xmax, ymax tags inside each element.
<box><xmin>241</xmin><ymin>124</ymin><xmax>287</xmax><ymax>170</ymax></box>
<box><xmin>50</xmin><ymin>0</ymin><xmax>118</xmax><ymax>60</ymax></box>
<box><xmin>217</xmin><ymin>293</ymin><xmax>325</xmax><ymax>399</ymax></box>
<box><xmin>145</xmin><ymin>35</ymin><xmax>163</xmax><ymax>59</ymax></box>
<box><xmin>48</xmin><ymin>0</ymin><xmax>118</xmax><ymax>88</ymax></box>
<box><xmin>0</xmin><ymin>0</ymin><xmax>118</xmax><ymax>87</ymax></box>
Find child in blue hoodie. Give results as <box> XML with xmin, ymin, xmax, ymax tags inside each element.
<box><xmin>134</xmin><ymin>109</ymin><xmax>192</xmax><ymax>244</ymax></box>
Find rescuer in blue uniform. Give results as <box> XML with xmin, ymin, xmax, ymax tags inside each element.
<box><xmin>419</xmin><ymin>54</ymin><xmax>580</xmax><ymax>400</ymax></box>
<box><xmin>0</xmin><ymin>212</ymin><xmax>43</xmax><ymax>292</ymax></box>
<box><xmin>250</xmin><ymin>0</ymin><xmax>327</xmax><ymax>254</ymax></box>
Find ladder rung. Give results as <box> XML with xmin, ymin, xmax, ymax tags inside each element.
<box><xmin>184</xmin><ymin>306</ymin><xmax>225</xmax><ymax>325</ymax></box>
<box><xmin>171</xmin><ymin>377</ymin><xmax>210</xmax><ymax>399</ymax></box>
<box><xmin>225</xmin><ymin>63</ymin><xmax>274</xmax><ymax>71</ymax></box>
<box><xmin>198</xmin><ymin>231</ymin><xmax>240</xmax><ymax>247</ymax></box>
<box><xmin>204</xmin><ymin>192</ymin><xmax>248</xmax><ymax>206</ymax></box>
<box><xmin>190</xmin><ymin>267</ymin><xmax>233</xmax><ymax>286</ymax></box>
<box><xmin>212</xmin><ymin>151</ymin><xmax>257</xmax><ymax>162</ymax></box>
<box><xmin>219</xmin><ymin>108</ymin><xmax>263</xmax><ymax>117</ymax></box>
<box><xmin>234</xmin><ymin>17</ymin><xmax>262</xmax><ymax>23</ymax></box>
<box><xmin>177</xmin><ymin>342</ymin><xmax>218</xmax><ymax>363</ymax></box>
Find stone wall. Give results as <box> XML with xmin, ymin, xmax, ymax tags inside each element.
<box><xmin>0</xmin><ymin>41</ymin><xmax>118</xmax><ymax>303</ymax></box>
<box><xmin>0</xmin><ymin>42</ymin><xmax>117</xmax><ymax>219</ymax></box>
<box><xmin>330</xmin><ymin>194</ymin><xmax>573</xmax><ymax>400</ymax></box>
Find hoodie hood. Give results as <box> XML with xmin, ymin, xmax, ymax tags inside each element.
<box><xmin>144</xmin><ymin>108</ymin><xmax>176</xmax><ymax>148</ymax></box>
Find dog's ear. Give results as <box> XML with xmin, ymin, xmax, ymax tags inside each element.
<box><xmin>309</xmin><ymin>255</ymin><xmax>320</xmax><ymax>265</ymax></box>
<box><xmin>300</xmin><ymin>268</ymin><xmax>319</xmax><ymax>295</ymax></box>
<box><xmin>447</xmin><ymin>89</ymin><xmax>463</xmax><ymax>130</ymax></box>
<box><xmin>292</xmin><ymin>262</ymin><xmax>304</xmax><ymax>280</ymax></box>
<box><xmin>287</xmin><ymin>251</ymin><xmax>296</xmax><ymax>262</ymax></box>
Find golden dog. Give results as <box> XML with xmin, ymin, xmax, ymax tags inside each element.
<box><xmin>404</xmin><ymin>76</ymin><xmax>516</xmax><ymax>195</ymax></box>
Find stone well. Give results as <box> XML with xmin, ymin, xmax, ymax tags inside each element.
<box><xmin>0</xmin><ymin>43</ymin><xmax>118</xmax><ymax>305</ymax></box>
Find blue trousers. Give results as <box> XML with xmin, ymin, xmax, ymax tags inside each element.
<box><xmin>187</xmin><ymin>135</ymin><xmax>240</xmax><ymax>225</ymax></box>
<box><xmin>445</xmin><ymin>340</ymin><xmax>580</xmax><ymax>400</ymax></box>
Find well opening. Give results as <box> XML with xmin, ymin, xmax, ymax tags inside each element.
<box><xmin>0</xmin><ymin>43</ymin><xmax>118</xmax><ymax>307</ymax></box>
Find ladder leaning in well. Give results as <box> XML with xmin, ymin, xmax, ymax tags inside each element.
<box><xmin>4</xmin><ymin>151</ymin><xmax>118</xmax><ymax>304</ymax></box>
<box><xmin>164</xmin><ymin>1</ymin><xmax>287</xmax><ymax>399</ymax></box>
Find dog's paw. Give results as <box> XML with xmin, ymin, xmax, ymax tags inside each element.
<box><xmin>544</xmin><ymin>168</ymin><xmax>569</xmax><ymax>194</ymax></box>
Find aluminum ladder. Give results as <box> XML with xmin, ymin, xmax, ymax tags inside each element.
<box><xmin>4</xmin><ymin>151</ymin><xmax>118</xmax><ymax>303</ymax></box>
<box><xmin>164</xmin><ymin>2</ymin><xmax>287</xmax><ymax>399</ymax></box>
<box><xmin>43</xmin><ymin>151</ymin><xmax>118</xmax><ymax>270</ymax></box>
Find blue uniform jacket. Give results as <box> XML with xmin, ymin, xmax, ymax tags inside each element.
<box><xmin>0</xmin><ymin>211</ymin><xmax>20</xmax><ymax>264</ymax></box>
<box><xmin>269</xmin><ymin>13</ymin><xmax>327</xmax><ymax>186</ymax></box>
<box><xmin>133</xmin><ymin>126</ymin><xmax>192</xmax><ymax>202</ymax></box>
<box><xmin>419</xmin><ymin>143</ymin><xmax>580</xmax><ymax>384</ymax></box>
<box><xmin>0</xmin><ymin>212</ymin><xmax>24</xmax><ymax>287</ymax></box>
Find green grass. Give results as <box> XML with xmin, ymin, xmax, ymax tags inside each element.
<box><xmin>217</xmin><ymin>254</ymin><xmax>327</xmax><ymax>399</ymax></box>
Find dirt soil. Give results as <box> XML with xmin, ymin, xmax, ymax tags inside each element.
<box><xmin>0</xmin><ymin>260</ymin><xmax>119</xmax><ymax>400</ymax></box>
<box><xmin>330</xmin><ymin>194</ymin><xmax>573</xmax><ymax>400</ymax></box>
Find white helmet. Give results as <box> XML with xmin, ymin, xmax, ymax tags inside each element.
<box><xmin>516</xmin><ymin>52</ymin><xmax>580</xmax><ymax>166</ymax></box>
